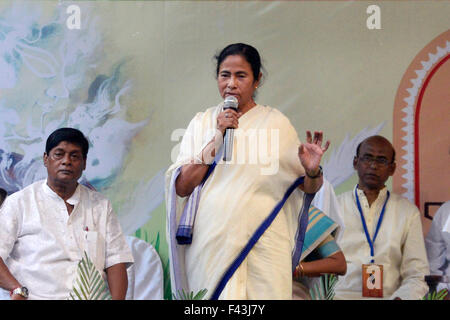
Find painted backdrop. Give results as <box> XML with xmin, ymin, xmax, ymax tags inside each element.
<box><xmin>0</xmin><ymin>0</ymin><xmax>448</xmax><ymax>298</ymax></box>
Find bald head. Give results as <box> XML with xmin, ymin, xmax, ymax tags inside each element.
<box><xmin>356</xmin><ymin>136</ymin><xmax>395</xmax><ymax>163</ymax></box>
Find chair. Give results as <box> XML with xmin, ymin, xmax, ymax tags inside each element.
<box><xmin>125</xmin><ymin>235</ymin><xmax>164</xmax><ymax>300</ymax></box>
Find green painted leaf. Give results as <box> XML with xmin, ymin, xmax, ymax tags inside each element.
<box><xmin>172</xmin><ymin>288</ymin><xmax>208</xmax><ymax>300</ymax></box>
<box><xmin>423</xmin><ymin>288</ymin><xmax>449</xmax><ymax>300</ymax></box>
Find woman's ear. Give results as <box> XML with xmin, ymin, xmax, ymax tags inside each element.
<box><xmin>256</xmin><ymin>72</ymin><xmax>262</xmax><ymax>87</ymax></box>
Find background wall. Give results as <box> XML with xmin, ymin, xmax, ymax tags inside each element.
<box><xmin>0</xmin><ymin>0</ymin><xmax>448</xmax><ymax>298</ymax></box>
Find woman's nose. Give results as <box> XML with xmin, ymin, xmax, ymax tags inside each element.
<box><xmin>227</xmin><ymin>76</ymin><xmax>237</xmax><ymax>88</ymax></box>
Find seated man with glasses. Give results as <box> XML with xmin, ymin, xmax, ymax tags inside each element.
<box><xmin>333</xmin><ymin>135</ymin><xmax>429</xmax><ymax>300</ymax></box>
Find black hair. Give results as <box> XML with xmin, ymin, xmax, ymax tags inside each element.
<box><xmin>214</xmin><ymin>43</ymin><xmax>263</xmax><ymax>82</ymax></box>
<box><xmin>356</xmin><ymin>136</ymin><xmax>396</xmax><ymax>163</ymax></box>
<box><xmin>45</xmin><ymin>127</ymin><xmax>89</xmax><ymax>159</ymax></box>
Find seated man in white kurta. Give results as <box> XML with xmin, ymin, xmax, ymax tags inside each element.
<box><xmin>334</xmin><ymin>135</ymin><xmax>429</xmax><ymax>300</ymax></box>
<box><xmin>425</xmin><ymin>200</ymin><xmax>450</xmax><ymax>296</ymax></box>
<box><xmin>0</xmin><ymin>128</ymin><xmax>133</xmax><ymax>300</ymax></box>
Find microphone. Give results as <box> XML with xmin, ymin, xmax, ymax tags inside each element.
<box><xmin>222</xmin><ymin>96</ymin><xmax>238</xmax><ymax>161</ymax></box>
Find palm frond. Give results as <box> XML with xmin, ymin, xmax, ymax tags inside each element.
<box><xmin>422</xmin><ymin>288</ymin><xmax>448</xmax><ymax>300</ymax></box>
<box><xmin>172</xmin><ymin>288</ymin><xmax>208</xmax><ymax>300</ymax></box>
<box><xmin>192</xmin><ymin>288</ymin><xmax>208</xmax><ymax>300</ymax></box>
<box><xmin>68</xmin><ymin>251</ymin><xmax>112</xmax><ymax>300</ymax></box>
<box><xmin>310</xmin><ymin>274</ymin><xmax>338</xmax><ymax>300</ymax></box>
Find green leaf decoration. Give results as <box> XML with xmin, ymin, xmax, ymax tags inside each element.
<box><xmin>152</xmin><ymin>232</ymin><xmax>160</xmax><ymax>253</ymax></box>
<box><xmin>162</xmin><ymin>258</ymin><xmax>172</xmax><ymax>300</ymax></box>
<box><xmin>422</xmin><ymin>288</ymin><xmax>448</xmax><ymax>300</ymax></box>
<box><xmin>172</xmin><ymin>288</ymin><xmax>208</xmax><ymax>300</ymax></box>
<box><xmin>309</xmin><ymin>274</ymin><xmax>338</xmax><ymax>300</ymax></box>
<box><xmin>68</xmin><ymin>251</ymin><xmax>112</xmax><ymax>300</ymax></box>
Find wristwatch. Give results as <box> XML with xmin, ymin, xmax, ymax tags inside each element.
<box><xmin>306</xmin><ymin>165</ymin><xmax>323</xmax><ymax>179</ymax></box>
<box><xmin>11</xmin><ymin>286</ymin><xmax>29</xmax><ymax>299</ymax></box>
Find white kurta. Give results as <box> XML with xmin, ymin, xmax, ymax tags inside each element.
<box><xmin>334</xmin><ymin>186</ymin><xmax>429</xmax><ymax>300</ymax></box>
<box><xmin>166</xmin><ymin>104</ymin><xmax>306</xmax><ymax>299</ymax></box>
<box><xmin>425</xmin><ymin>200</ymin><xmax>450</xmax><ymax>292</ymax></box>
<box><xmin>0</xmin><ymin>180</ymin><xmax>134</xmax><ymax>300</ymax></box>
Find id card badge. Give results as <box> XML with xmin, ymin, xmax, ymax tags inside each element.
<box><xmin>362</xmin><ymin>264</ymin><xmax>383</xmax><ymax>298</ymax></box>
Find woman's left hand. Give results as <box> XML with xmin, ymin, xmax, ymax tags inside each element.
<box><xmin>298</xmin><ymin>131</ymin><xmax>330</xmax><ymax>175</ymax></box>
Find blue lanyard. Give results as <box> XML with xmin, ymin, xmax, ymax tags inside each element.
<box><xmin>355</xmin><ymin>187</ymin><xmax>390</xmax><ymax>263</ymax></box>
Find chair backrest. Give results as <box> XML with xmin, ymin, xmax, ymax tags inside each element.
<box><xmin>125</xmin><ymin>236</ymin><xmax>164</xmax><ymax>300</ymax></box>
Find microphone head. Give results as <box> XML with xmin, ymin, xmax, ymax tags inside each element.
<box><xmin>223</xmin><ymin>96</ymin><xmax>238</xmax><ymax>110</ymax></box>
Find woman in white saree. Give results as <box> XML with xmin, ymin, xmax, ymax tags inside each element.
<box><xmin>166</xmin><ymin>43</ymin><xmax>330</xmax><ymax>299</ymax></box>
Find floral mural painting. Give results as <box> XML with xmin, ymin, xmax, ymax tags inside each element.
<box><xmin>0</xmin><ymin>2</ymin><xmax>165</xmax><ymax>236</ymax></box>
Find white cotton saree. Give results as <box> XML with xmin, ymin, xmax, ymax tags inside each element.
<box><xmin>165</xmin><ymin>104</ymin><xmax>308</xmax><ymax>299</ymax></box>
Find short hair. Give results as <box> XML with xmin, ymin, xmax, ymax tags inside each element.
<box><xmin>45</xmin><ymin>128</ymin><xmax>89</xmax><ymax>159</ymax></box>
<box><xmin>356</xmin><ymin>136</ymin><xmax>396</xmax><ymax>163</ymax></box>
<box><xmin>214</xmin><ymin>43</ymin><xmax>263</xmax><ymax>82</ymax></box>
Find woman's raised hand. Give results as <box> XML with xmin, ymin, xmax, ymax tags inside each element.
<box><xmin>298</xmin><ymin>131</ymin><xmax>330</xmax><ymax>175</ymax></box>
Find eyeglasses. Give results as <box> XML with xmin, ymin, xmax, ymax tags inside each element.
<box><xmin>358</xmin><ymin>155</ymin><xmax>393</xmax><ymax>166</ymax></box>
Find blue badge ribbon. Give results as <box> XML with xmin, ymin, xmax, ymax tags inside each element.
<box><xmin>355</xmin><ymin>187</ymin><xmax>390</xmax><ymax>264</ymax></box>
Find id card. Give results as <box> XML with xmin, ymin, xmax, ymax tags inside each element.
<box><xmin>362</xmin><ymin>264</ymin><xmax>383</xmax><ymax>298</ymax></box>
